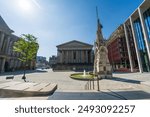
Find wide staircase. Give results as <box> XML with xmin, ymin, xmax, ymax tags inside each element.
<box><xmin>48</xmin><ymin>79</ymin><xmax>127</xmax><ymax>100</ymax></box>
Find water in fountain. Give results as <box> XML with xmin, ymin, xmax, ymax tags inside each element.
<box><xmin>83</xmin><ymin>70</ymin><xmax>86</xmax><ymax>76</ymax></box>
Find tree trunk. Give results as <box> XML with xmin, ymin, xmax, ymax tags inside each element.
<box><xmin>22</xmin><ymin>62</ymin><xmax>27</xmax><ymax>82</ymax></box>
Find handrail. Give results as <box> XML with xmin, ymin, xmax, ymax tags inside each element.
<box><xmin>85</xmin><ymin>77</ymin><xmax>100</xmax><ymax>91</ymax></box>
<box><xmin>85</xmin><ymin>78</ymin><xmax>95</xmax><ymax>90</ymax></box>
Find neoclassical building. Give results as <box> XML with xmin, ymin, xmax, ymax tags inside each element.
<box><xmin>53</xmin><ymin>40</ymin><xmax>94</xmax><ymax>71</ymax></box>
<box><xmin>0</xmin><ymin>15</ymin><xmax>34</xmax><ymax>73</ymax></box>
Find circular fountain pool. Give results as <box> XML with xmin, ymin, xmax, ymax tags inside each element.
<box><xmin>70</xmin><ymin>72</ymin><xmax>94</xmax><ymax>80</ymax></box>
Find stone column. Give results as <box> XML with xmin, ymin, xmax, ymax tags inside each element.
<box><xmin>68</xmin><ymin>51</ymin><xmax>70</xmax><ymax>63</ymax></box>
<box><xmin>1</xmin><ymin>38</ymin><xmax>7</xmax><ymax>53</ymax></box>
<box><xmin>85</xmin><ymin>50</ymin><xmax>88</xmax><ymax>63</ymax></box>
<box><xmin>66</xmin><ymin>51</ymin><xmax>68</xmax><ymax>64</ymax></box>
<box><xmin>80</xmin><ymin>50</ymin><xmax>82</xmax><ymax>63</ymax></box>
<box><xmin>67</xmin><ymin>50</ymin><xmax>69</xmax><ymax>63</ymax></box>
<box><xmin>0</xmin><ymin>32</ymin><xmax>5</xmax><ymax>51</ymax></box>
<box><xmin>82</xmin><ymin>50</ymin><xmax>84</xmax><ymax>63</ymax></box>
<box><xmin>0</xmin><ymin>58</ymin><xmax>5</xmax><ymax>73</ymax></box>
<box><xmin>57</xmin><ymin>50</ymin><xmax>61</xmax><ymax>63</ymax></box>
<box><xmin>70</xmin><ymin>51</ymin><xmax>73</xmax><ymax>63</ymax></box>
<box><xmin>63</xmin><ymin>50</ymin><xmax>67</xmax><ymax>63</ymax></box>
<box><xmin>61</xmin><ymin>50</ymin><xmax>63</xmax><ymax>63</ymax></box>
<box><xmin>79</xmin><ymin>51</ymin><xmax>81</xmax><ymax>63</ymax></box>
<box><xmin>84</xmin><ymin>50</ymin><xmax>86</xmax><ymax>63</ymax></box>
<box><xmin>62</xmin><ymin>51</ymin><xmax>65</xmax><ymax>63</ymax></box>
<box><xmin>9</xmin><ymin>59</ymin><xmax>12</xmax><ymax>69</ymax></box>
<box><xmin>130</xmin><ymin>17</ymin><xmax>143</xmax><ymax>73</ymax></box>
<box><xmin>124</xmin><ymin>23</ymin><xmax>134</xmax><ymax>72</ymax></box>
<box><xmin>69</xmin><ymin>51</ymin><xmax>71</xmax><ymax>63</ymax></box>
<box><xmin>10</xmin><ymin>59</ymin><xmax>14</xmax><ymax>70</ymax></box>
<box><xmin>75</xmin><ymin>51</ymin><xmax>77</xmax><ymax>63</ymax></box>
<box><xmin>91</xmin><ymin>50</ymin><xmax>93</xmax><ymax>63</ymax></box>
<box><xmin>77</xmin><ymin>50</ymin><xmax>79</xmax><ymax>63</ymax></box>
<box><xmin>138</xmin><ymin>7</ymin><xmax>150</xmax><ymax>71</ymax></box>
<box><xmin>73</xmin><ymin>51</ymin><xmax>74</xmax><ymax>63</ymax></box>
<box><xmin>15</xmin><ymin>60</ymin><xmax>18</xmax><ymax>69</ymax></box>
<box><xmin>5</xmin><ymin>37</ymin><xmax>11</xmax><ymax>54</ymax></box>
<box><xmin>79</xmin><ymin>50</ymin><xmax>81</xmax><ymax>63</ymax></box>
<box><xmin>8</xmin><ymin>41</ymin><xmax>12</xmax><ymax>55</ymax></box>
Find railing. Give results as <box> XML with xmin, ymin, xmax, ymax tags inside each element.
<box><xmin>85</xmin><ymin>77</ymin><xmax>100</xmax><ymax>91</ymax></box>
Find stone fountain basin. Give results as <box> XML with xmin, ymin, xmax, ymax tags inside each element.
<box><xmin>70</xmin><ymin>73</ymin><xmax>94</xmax><ymax>81</ymax></box>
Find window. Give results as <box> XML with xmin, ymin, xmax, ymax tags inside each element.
<box><xmin>134</xmin><ymin>18</ymin><xmax>150</xmax><ymax>71</ymax></box>
<box><xmin>143</xmin><ymin>8</ymin><xmax>150</xmax><ymax>41</ymax></box>
<box><xmin>103</xmin><ymin>66</ymin><xmax>106</xmax><ymax>71</ymax></box>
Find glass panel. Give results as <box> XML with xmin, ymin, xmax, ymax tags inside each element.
<box><xmin>143</xmin><ymin>8</ymin><xmax>150</xmax><ymax>41</ymax></box>
<box><xmin>134</xmin><ymin>18</ymin><xmax>150</xmax><ymax>72</ymax></box>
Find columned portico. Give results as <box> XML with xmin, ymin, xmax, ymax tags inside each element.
<box><xmin>55</xmin><ymin>40</ymin><xmax>93</xmax><ymax>71</ymax></box>
<box><xmin>58</xmin><ymin>49</ymin><xmax>92</xmax><ymax>64</ymax></box>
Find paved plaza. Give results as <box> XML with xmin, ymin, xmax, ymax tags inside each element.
<box><xmin>0</xmin><ymin>69</ymin><xmax>150</xmax><ymax>100</ymax></box>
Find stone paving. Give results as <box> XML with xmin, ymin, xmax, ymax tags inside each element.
<box><xmin>0</xmin><ymin>69</ymin><xmax>87</xmax><ymax>91</ymax></box>
<box><xmin>0</xmin><ymin>69</ymin><xmax>150</xmax><ymax>100</ymax></box>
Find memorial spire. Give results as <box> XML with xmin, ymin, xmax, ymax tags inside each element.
<box><xmin>96</xmin><ymin>7</ymin><xmax>104</xmax><ymax>44</ymax></box>
<box><xmin>94</xmin><ymin>7</ymin><xmax>112</xmax><ymax>83</ymax></box>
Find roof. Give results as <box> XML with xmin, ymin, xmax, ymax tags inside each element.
<box><xmin>56</xmin><ymin>40</ymin><xmax>93</xmax><ymax>49</ymax></box>
<box><xmin>0</xmin><ymin>15</ymin><xmax>14</xmax><ymax>33</ymax></box>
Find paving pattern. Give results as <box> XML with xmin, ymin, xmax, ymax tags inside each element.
<box><xmin>0</xmin><ymin>81</ymin><xmax>57</xmax><ymax>97</ymax></box>
<box><xmin>0</xmin><ymin>69</ymin><xmax>150</xmax><ymax>100</ymax></box>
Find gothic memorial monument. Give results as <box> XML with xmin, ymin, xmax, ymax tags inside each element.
<box><xmin>94</xmin><ymin>8</ymin><xmax>112</xmax><ymax>79</ymax></box>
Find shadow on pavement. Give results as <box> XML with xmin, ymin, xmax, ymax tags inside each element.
<box><xmin>112</xmin><ymin>90</ymin><xmax>150</xmax><ymax>100</ymax></box>
<box><xmin>48</xmin><ymin>90</ymin><xmax>150</xmax><ymax>100</ymax></box>
<box><xmin>106</xmin><ymin>77</ymin><xmax>141</xmax><ymax>84</ymax></box>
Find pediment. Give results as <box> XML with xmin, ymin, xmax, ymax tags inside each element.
<box><xmin>57</xmin><ymin>40</ymin><xmax>93</xmax><ymax>49</ymax></box>
<box><xmin>0</xmin><ymin>16</ymin><xmax>13</xmax><ymax>33</ymax></box>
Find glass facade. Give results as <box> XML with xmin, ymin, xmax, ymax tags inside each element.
<box><xmin>134</xmin><ymin>18</ymin><xmax>150</xmax><ymax>72</ymax></box>
<box><xmin>143</xmin><ymin>8</ymin><xmax>150</xmax><ymax>41</ymax></box>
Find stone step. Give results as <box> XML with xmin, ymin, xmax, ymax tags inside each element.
<box><xmin>3</xmin><ymin>82</ymin><xmax>38</xmax><ymax>91</ymax></box>
<box><xmin>0</xmin><ymin>81</ymin><xmax>23</xmax><ymax>88</ymax></box>
<box><xmin>141</xmin><ymin>81</ymin><xmax>150</xmax><ymax>87</ymax></box>
<box><xmin>40</xmin><ymin>83</ymin><xmax>57</xmax><ymax>92</ymax></box>
<box><xmin>25</xmin><ymin>83</ymin><xmax>50</xmax><ymax>91</ymax></box>
<box><xmin>0</xmin><ymin>81</ymin><xmax>57</xmax><ymax>98</ymax></box>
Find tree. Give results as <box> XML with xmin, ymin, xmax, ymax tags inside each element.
<box><xmin>13</xmin><ymin>34</ymin><xmax>39</xmax><ymax>82</ymax></box>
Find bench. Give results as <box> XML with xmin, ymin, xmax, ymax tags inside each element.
<box><xmin>6</xmin><ymin>75</ymin><xmax>14</xmax><ymax>80</ymax></box>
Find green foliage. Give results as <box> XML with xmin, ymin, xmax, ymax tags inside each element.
<box><xmin>13</xmin><ymin>34</ymin><xmax>39</xmax><ymax>63</ymax></box>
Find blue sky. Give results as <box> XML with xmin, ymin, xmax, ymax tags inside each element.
<box><xmin>0</xmin><ymin>0</ymin><xmax>144</xmax><ymax>60</ymax></box>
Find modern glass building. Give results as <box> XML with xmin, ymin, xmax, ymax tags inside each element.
<box><xmin>107</xmin><ymin>0</ymin><xmax>150</xmax><ymax>73</ymax></box>
<box><xmin>124</xmin><ymin>0</ymin><xmax>150</xmax><ymax>73</ymax></box>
